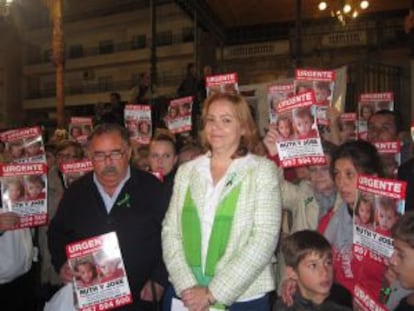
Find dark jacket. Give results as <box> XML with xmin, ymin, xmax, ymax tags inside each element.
<box><xmin>397</xmin><ymin>158</ymin><xmax>414</xmax><ymax>212</ymax></box>
<box><xmin>48</xmin><ymin>168</ymin><xmax>168</xmax><ymax>310</ymax></box>
<box><xmin>395</xmin><ymin>296</ymin><xmax>414</xmax><ymax>311</ymax></box>
<box><xmin>274</xmin><ymin>293</ymin><xmax>352</xmax><ymax>311</ymax></box>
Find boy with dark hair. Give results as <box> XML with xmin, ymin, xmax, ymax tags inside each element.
<box><xmin>389</xmin><ymin>211</ymin><xmax>414</xmax><ymax>310</ymax></box>
<box><xmin>275</xmin><ymin>230</ymin><xmax>351</xmax><ymax>311</ymax></box>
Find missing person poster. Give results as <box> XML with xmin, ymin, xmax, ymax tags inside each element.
<box><xmin>357</xmin><ymin>92</ymin><xmax>394</xmax><ymax>140</ymax></box>
<box><xmin>206</xmin><ymin>73</ymin><xmax>239</xmax><ymax>97</ymax></box>
<box><xmin>267</xmin><ymin>82</ymin><xmax>294</xmax><ymax>124</ymax></box>
<box><xmin>124</xmin><ymin>105</ymin><xmax>152</xmax><ymax>145</ymax></box>
<box><xmin>353</xmin><ymin>175</ymin><xmax>406</xmax><ymax>311</ymax></box>
<box><xmin>61</xmin><ymin>160</ymin><xmax>93</xmax><ymax>188</ymax></box>
<box><xmin>166</xmin><ymin>96</ymin><xmax>193</xmax><ymax>134</ymax></box>
<box><xmin>294</xmin><ymin>69</ymin><xmax>336</xmax><ymax>126</ymax></box>
<box><xmin>275</xmin><ymin>91</ymin><xmax>326</xmax><ymax>168</ymax></box>
<box><xmin>1</xmin><ymin>127</ymin><xmax>46</xmax><ymax>164</ymax></box>
<box><xmin>0</xmin><ymin>162</ymin><xmax>48</xmax><ymax>229</ymax></box>
<box><xmin>69</xmin><ymin>117</ymin><xmax>93</xmax><ymax>146</ymax></box>
<box><xmin>66</xmin><ymin>232</ymin><xmax>132</xmax><ymax>311</ymax></box>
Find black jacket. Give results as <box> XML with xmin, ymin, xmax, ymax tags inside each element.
<box><xmin>274</xmin><ymin>293</ymin><xmax>352</xmax><ymax>311</ymax></box>
<box><xmin>48</xmin><ymin>168</ymin><xmax>168</xmax><ymax>310</ymax></box>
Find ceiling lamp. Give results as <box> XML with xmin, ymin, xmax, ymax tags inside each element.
<box><xmin>343</xmin><ymin>4</ymin><xmax>352</xmax><ymax>14</ymax></box>
<box><xmin>317</xmin><ymin>0</ymin><xmax>370</xmax><ymax>25</ymax></box>
<box><xmin>360</xmin><ymin>0</ymin><xmax>369</xmax><ymax>9</ymax></box>
<box><xmin>0</xmin><ymin>0</ymin><xmax>13</xmax><ymax>16</ymax></box>
<box><xmin>318</xmin><ymin>1</ymin><xmax>328</xmax><ymax>11</ymax></box>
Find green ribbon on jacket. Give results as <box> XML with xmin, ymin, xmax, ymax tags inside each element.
<box><xmin>181</xmin><ymin>184</ymin><xmax>241</xmax><ymax>308</ymax></box>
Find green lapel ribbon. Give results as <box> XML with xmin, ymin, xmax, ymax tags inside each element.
<box><xmin>182</xmin><ymin>184</ymin><xmax>241</xmax><ymax>309</ymax></box>
<box><xmin>116</xmin><ymin>193</ymin><xmax>130</xmax><ymax>208</ymax></box>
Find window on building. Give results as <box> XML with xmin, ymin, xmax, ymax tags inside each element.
<box><xmin>98</xmin><ymin>76</ymin><xmax>113</xmax><ymax>92</ymax></box>
<box><xmin>182</xmin><ymin>27</ymin><xmax>194</xmax><ymax>43</ymax></box>
<box><xmin>99</xmin><ymin>40</ymin><xmax>114</xmax><ymax>54</ymax></box>
<box><xmin>131</xmin><ymin>35</ymin><xmax>146</xmax><ymax>49</ymax></box>
<box><xmin>69</xmin><ymin>44</ymin><xmax>84</xmax><ymax>58</ymax></box>
<box><xmin>156</xmin><ymin>31</ymin><xmax>172</xmax><ymax>46</ymax></box>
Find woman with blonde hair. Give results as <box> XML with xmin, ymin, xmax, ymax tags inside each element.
<box><xmin>162</xmin><ymin>93</ymin><xmax>281</xmax><ymax>310</ymax></box>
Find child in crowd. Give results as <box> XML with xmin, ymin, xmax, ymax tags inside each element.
<box><xmin>292</xmin><ymin>107</ymin><xmax>318</xmax><ymax>139</ymax></box>
<box><xmin>5</xmin><ymin>178</ymin><xmax>25</xmax><ymax>204</ymax></box>
<box><xmin>24</xmin><ymin>175</ymin><xmax>45</xmax><ymax>200</ymax></box>
<box><xmin>389</xmin><ymin>211</ymin><xmax>414</xmax><ymax>311</ymax></box>
<box><xmin>276</xmin><ymin>115</ymin><xmax>294</xmax><ymax>141</ymax></box>
<box><xmin>376</xmin><ymin>197</ymin><xmax>399</xmax><ymax>235</ymax></box>
<box><xmin>355</xmin><ymin>193</ymin><xmax>375</xmax><ymax>229</ymax></box>
<box><xmin>314</xmin><ymin>81</ymin><xmax>331</xmax><ymax>106</ymax></box>
<box><xmin>274</xmin><ymin>230</ymin><xmax>351</xmax><ymax>311</ymax></box>
<box><xmin>73</xmin><ymin>259</ymin><xmax>99</xmax><ymax>289</ymax></box>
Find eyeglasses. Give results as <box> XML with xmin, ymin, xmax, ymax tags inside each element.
<box><xmin>92</xmin><ymin>150</ymin><xmax>125</xmax><ymax>162</ymax></box>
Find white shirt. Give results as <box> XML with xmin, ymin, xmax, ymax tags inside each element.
<box><xmin>195</xmin><ymin>154</ymin><xmax>263</xmax><ymax>302</ymax></box>
<box><xmin>196</xmin><ymin>154</ymin><xmax>252</xmax><ymax>272</ymax></box>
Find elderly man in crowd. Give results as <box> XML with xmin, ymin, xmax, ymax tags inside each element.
<box><xmin>48</xmin><ymin>123</ymin><xmax>168</xmax><ymax>310</ymax></box>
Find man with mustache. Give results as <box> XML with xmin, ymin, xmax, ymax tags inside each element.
<box><xmin>48</xmin><ymin>123</ymin><xmax>168</xmax><ymax>310</ymax></box>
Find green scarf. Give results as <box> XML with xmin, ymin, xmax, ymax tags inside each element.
<box><xmin>182</xmin><ymin>184</ymin><xmax>241</xmax><ymax>286</ymax></box>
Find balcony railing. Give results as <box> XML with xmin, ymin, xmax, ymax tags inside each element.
<box><xmin>26</xmin><ymin>74</ymin><xmax>183</xmax><ymax>99</ymax></box>
<box><xmin>27</xmin><ymin>33</ymin><xmax>194</xmax><ymax>65</ymax></box>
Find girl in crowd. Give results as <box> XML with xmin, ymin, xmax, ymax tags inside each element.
<box><xmin>148</xmin><ymin>133</ymin><xmax>178</xmax><ymax>202</ymax></box>
<box><xmin>162</xmin><ymin>93</ymin><xmax>281</xmax><ymax>310</ymax></box>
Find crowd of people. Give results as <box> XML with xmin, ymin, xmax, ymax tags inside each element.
<box><xmin>0</xmin><ymin>71</ymin><xmax>414</xmax><ymax>311</ymax></box>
